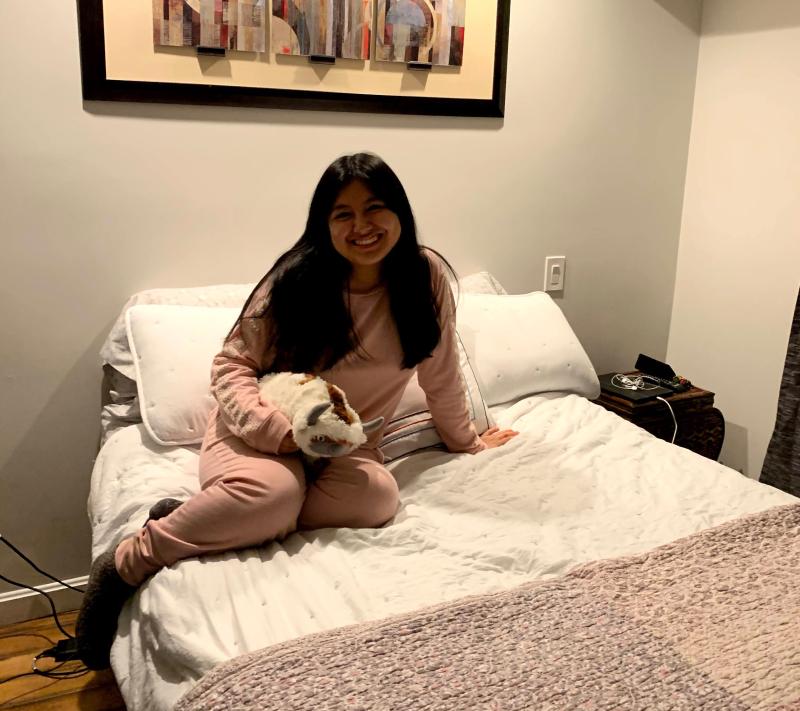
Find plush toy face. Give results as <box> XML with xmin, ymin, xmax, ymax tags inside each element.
<box><xmin>257</xmin><ymin>373</ymin><xmax>384</xmax><ymax>459</ymax></box>
<box><xmin>309</xmin><ymin>437</ymin><xmax>350</xmax><ymax>457</ymax></box>
<box><xmin>295</xmin><ymin>401</ymin><xmax>384</xmax><ymax>457</ymax></box>
<box><xmin>297</xmin><ymin>402</ymin><xmax>354</xmax><ymax>457</ymax></box>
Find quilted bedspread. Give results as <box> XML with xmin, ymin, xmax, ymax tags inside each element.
<box><xmin>89</xmin><ymin>394</ymin><xmax>797</xmax><ymax>710</ymax></box>
<box><xmin>177</xmin><ymin>503</ymin><xmax>800</xmax><ymax>710</ymax></box>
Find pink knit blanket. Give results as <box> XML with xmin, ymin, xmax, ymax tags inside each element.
<box><xmin>176</xmin><ymin>504</ymin><xmax>800</xmax><ymax>710</ymax></box>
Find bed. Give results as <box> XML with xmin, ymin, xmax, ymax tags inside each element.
<box><xmin>89</xmin><ymin>274</ymin><xmax>799</xmax><ymax>711</ymax></box>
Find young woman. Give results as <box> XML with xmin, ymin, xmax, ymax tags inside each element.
<box><xmin>76</xmin><ymin>152</ymin><xmax>518</xmax><ymax>669</ymax></box>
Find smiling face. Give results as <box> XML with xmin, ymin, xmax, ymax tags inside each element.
<box><xmin>328</xmin><ymin>180</ymin><xmax>402</xmax><ymax>288</ymax></box>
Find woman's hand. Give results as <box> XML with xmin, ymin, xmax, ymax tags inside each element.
<box><xmin>480</xmin><ymin>426</ymin><xmax>519</xmax><ymax>449</ymax></box>
<box><xmin>278</xmin><ymin>431</ymin><xmax>300</xmax><ymax>454</ymax></box>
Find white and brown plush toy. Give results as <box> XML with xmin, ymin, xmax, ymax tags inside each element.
<box><xmin>257</xmin><ymin>373</ymin><xmax>384</xmax><ymax>459</ymax></box>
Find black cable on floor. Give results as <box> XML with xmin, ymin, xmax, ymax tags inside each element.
<box><xmin>0</xmin><ymin>533</ymin><xmax>90</xmax><ymax>679</ymax></box>
<box><xmin>0</xmin><ymin>572</ymin><xmax>74</xmax><ymax>640</ymax></box>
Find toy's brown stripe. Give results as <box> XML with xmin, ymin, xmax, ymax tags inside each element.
<box><xmin>298</xmin><ymin>373</ymin><xmax>315</xmax><ymax>385</ymax></box>
<box><xmin>327</xmin><ymin>384</ymin><xmax>354</xmax><ymax>424</ymax></box>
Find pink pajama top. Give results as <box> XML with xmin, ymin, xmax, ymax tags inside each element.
<box><xmin>208</xmin><ymin>251</ymin><xmax>486</xmax><ymax>457</ymax></box>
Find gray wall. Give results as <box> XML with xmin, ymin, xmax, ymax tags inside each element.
<box><xmin>0</xmin><ymin>0</ymin><xmax>701</xmax><ymax>598</ymax></box>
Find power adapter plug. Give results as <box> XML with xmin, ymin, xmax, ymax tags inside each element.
<box><xmin>40</xmin><ymin>637</ymin><xmax>81</xmax><ymax>662</ymax></box>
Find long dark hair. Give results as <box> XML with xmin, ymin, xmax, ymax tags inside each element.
<box><xmin>230</xmin><ymin>152</ymin><xmax>455</xmax><ymax>373</ymax></box>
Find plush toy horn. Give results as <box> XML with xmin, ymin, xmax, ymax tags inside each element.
<box><xmin>306</xmin><ymin>402</ymin><xmax>332</xmax><ymax>426</ymax></box>
<box><xmin>361</xmin><ymin>416</ymin><xmax>384</xmax><ymax>434</ymax></box>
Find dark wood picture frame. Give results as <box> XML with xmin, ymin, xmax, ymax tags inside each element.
<box><xmin>76</xmin><ymin>0</ymin><xmax>511</xmax><ymax>117</ymax></box>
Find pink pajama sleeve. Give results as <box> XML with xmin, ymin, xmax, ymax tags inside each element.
<box><xmin>417</xmin><ymin>255</ymin><xmax>487</xmax><ymax>455</ymax></box>
<box><xmin>210</xmin><ymin>286</ymin><xmax>292</xmax><ymax>455</ymax></box>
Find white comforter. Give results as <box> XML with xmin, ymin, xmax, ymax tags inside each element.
<box><xmin>88</xmin><ymin>393</ymin><xmax>796</xmax><ymax>711</ymax></box>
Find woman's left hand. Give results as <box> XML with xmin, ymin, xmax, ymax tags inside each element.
<box><xmin>480</xmin><ymin>426</ymin><xmax>520</xmax><ymax>449</ymax></box>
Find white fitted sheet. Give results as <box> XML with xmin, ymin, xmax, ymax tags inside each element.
<box><xmin>88</xmin><ymin>393</ymin><xmax>796</xmax><ymax>711</ymax></box>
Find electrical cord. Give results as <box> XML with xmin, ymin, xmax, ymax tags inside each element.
<box><xmin>0</xmin><ymin>642</ymin><xmax>88</xmax><ymax>686</ymax></box>
<box><xmin>0</xmin><ymin>657</ymin><xmax>90</xmax><ymax>687</ymax></box>
<box><xmin>656</xmin><ymin>396</ymin><xmax>678</xmax><ymax>444</ymax></box>
<box><xmin>611</xmin><ymin>373</ymin><xmax>662</xmax><ymax>391</ymax></box>
<box><xmin>33</xmin><ymin>645</ymin><xmax>87</xmax><ymax>676</ymax></box>
<box><xmin>0</xmin><ymin>536</ymin><xmax>86</xmax><ymax>593</ymax></box>
<box><xmin>0</xmin><ymin>534</ymin><xmax>88</xmax><ymax>685</ymax></box>
<box><xmin>0</xmin><ymin>534</ymin><xmax>85</xmax><ymax>640</ymax></box>
<box><xmin>612</xmin><ymin>373</ymin><xmax>678</xmax><ymax>444</ymax></box>
<box><xmin>0</xmin><ymin>572</ymin><xmax>74</xmax><ymax>640</ymax></box>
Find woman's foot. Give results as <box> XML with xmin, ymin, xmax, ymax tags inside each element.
<box><xmin>76</xmin><ymin>499</ymin><xmax>181</xmax><ymax>668</ymax></box>
<box><xmin>75</xmin><ymin>547</ymin><xmax>136</xmax><ymax>670</ymax></box>
<box><xmin>146</xmin><ymin>497</ymin><xmax>184</xmax><ymax>524</ymax></box>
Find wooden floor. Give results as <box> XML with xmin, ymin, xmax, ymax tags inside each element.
<box><xmin>0</xmin><ymin>610</ymin><xmax>125</xmax><ymax>710</ymax></box>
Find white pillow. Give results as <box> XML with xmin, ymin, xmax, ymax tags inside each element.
<box><xmin>126</xmin><ymin>304</ymin><xmax>241</xmax><ymax>446</ymax></box>
<box><xmin>117</xmin><ymin>272</ymin><xmax>510</xmax><ymax>449</ymax></box>
<box><xmin>128</xmin><ymin>303</ymin><xmax>494</xmax><ymax>453</ymax></box>
<box><xmin>456</xmin><ymin>271</ymin><xmax>508</xmax><ymax>296</ymax></box>
<box><xmin>379</xmin><ymin>335</ymin><xmax>492</xmax><ymax>463</ymax></box>
<box><xmin>456</xmin><ymin>292</ymin><xmax>599</xmax><ymax>406</ymax></box>
<box><xmin>104</xmin><ymin>284</ymin><xmax>255</xmax><ymax>379</ymax></box>
<box><xmin>102</xmin><ymin>273</ymin><xmax>504</xmax><ymax>381</ymax></box>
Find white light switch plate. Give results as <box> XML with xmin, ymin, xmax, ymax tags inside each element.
<box><xmin>544</xmin><ymin>256</ymin><xmax>566</xmax><ymax>292</ymax></box>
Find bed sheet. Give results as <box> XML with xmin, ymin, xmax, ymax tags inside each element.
<box><xmin>88</xmin><ymin>393</ymin><xmax>796</xmax><ymax>711</ymax></box>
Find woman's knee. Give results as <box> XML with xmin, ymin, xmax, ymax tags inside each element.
<box><xmin>300</xmin><ymin>462</ymin><xmax>400</xmax><ymax>530</ymax></box>
<box><xmin>365</xmin><ymin>470</ymin><xmax>400</xmax><ymax>527</ymax></box>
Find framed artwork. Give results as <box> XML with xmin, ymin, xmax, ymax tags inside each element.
<box><xmin>272</xmin><ymin>1</ymin><xmax>372</xmax><ymax>60</ymax></box>
<box><xmin>154</xmin><ymin>0</ymin><xmax>268</xmax><ymax>52</ymax></box>
<box><xmin>77</xmin><ymin>0</ymin><xmax>510</xmax><ymax>117</ymax></box>
<box><xmin>375</xmin><ymin>0</ymin><xmax>465</xmax><ymax>66</ymax></box>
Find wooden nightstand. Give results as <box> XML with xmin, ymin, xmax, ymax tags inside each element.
<box><xmin>594</xmin><ymin>374</ymin><xmax>725</xmax><ymax>460</ymax></box>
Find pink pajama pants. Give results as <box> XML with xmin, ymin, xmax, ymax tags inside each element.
<box><xmin>115</xmin><ymin>419</ymin><xmax>400</xmax><ymax>587</ymax></box>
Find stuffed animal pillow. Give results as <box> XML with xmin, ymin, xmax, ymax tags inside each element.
<box><xmin>258</xmin><ymin>372</ymin><xmax>383</xmax><ymax>460</ymax></box>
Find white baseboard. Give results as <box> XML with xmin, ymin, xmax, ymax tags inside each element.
<box><xmin>0</xmin><ymin>575</ymin><xmax>89</xmax><ymax>627</ymax></box>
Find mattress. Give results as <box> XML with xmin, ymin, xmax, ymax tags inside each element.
<box><xmin>88</xmin><ymin>392</ymin><xmax>796</xmax><ymax>711</ymax></box>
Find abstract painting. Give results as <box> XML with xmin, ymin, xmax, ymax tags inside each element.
<box><xmin>153</xmin><ymin>0</ymin><xmax>267</xmax><ymax>52</ymax></box>
<box><xmin>375</xmin><ymin>0</ymin><xmax>465</xmax><ymax>66</ymax></box>
<box><xmin>272</xmin><ymin>0</ymin><xmax>372</xmax><ymax>60</ymax></box>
